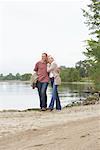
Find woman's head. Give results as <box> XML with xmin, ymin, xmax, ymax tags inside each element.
<box><xmin>48</xmin><ymin>55</ymin><xmax>54</xmax><ymax>64</ymax></box>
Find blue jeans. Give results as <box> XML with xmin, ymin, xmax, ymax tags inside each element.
<box><xmin>49</xmin><ymin>78</ymin><xmax>61</xmax><ymax>110</ymax></box>
<box><xmin>37</xmin><ymin>81</ymin><xmax>48</xmax><ymax>109</ymax></box>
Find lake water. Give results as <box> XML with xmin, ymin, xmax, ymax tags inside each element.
<box><xmin>0</xmin><ymin>81</ymin><xmax>91</xmax><ymax>110</ymax></box>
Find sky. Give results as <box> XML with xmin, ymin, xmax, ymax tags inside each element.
<box><xmin>0</xmin><ymin>0</ymin><xmax>90</xmax><ymax>75</ymax></box>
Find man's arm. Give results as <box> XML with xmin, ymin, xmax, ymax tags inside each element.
<box><xmin>34</xmin><ymin>62</ymin><xmax>38</xmax><ymax>72</ymax></box>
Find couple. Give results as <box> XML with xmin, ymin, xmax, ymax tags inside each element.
<box><xmin>34</xmin><ymin>53</ymin><xmax>61</xmax><ymax>111</ymax></box>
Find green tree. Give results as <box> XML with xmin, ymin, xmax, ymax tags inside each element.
<box><xmin>5</xmin><ymin>73</ymin><xmax>15</xmax><ymax>80</ymax></box>
<box><xmin>60</xmin><ymin>67</ymin><xmax>81</xmax><ymax>82</ymax></box>
<box><xmin>60</xmin><ymin>68</ymin><xmax>69</xmax><ymax>82</ymax></box>
<box><xmin>15</xmin><ymin>73</ymin><xmax>21</xmax><ymax>80</ymax></box>
<box><xmin>21</xmin><ymin>73</ymin><xmax>32</xmax><ymax>81</ymax></box>
<box><xmin>0</xmin><ymin>74</ymin><xmax>4</xmax><ymax>80</ymax></box>
<box><xmin>75</xmin><ymin>60</ymin><xmax>90</xmax><ymax>78</ymax></box>
<box><xmin>82</xmin><ymin>0</ymin><xmax>100</xmax><ymax>89</ymax></box>
<box><xmin>67</xmin><ymin>68</ymin><xmax>81</xmax><ymax>82</ymax></box>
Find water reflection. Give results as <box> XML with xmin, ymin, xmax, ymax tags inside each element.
<box><xmin>59</xmin><ymin>83</ymin><xmax>90</xmax><ymax>99</ymax></box>
<box><xmin>0</xmin><ymin>81</ymin><xmax>93</xmax><ymax>110</ymax></box>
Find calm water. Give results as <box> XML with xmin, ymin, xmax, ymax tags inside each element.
<box><xmin>0</xmin><ymin>81</ymin><xmax>91</xmax><ymax>110</ymax></box>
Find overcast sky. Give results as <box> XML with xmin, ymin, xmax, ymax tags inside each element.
<box><xmin>0</xmin><ymin>0</ymin><xmax>90</xmax><ymax>75</ymax></box>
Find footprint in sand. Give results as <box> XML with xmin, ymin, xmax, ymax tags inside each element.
<box><xmin>80</xmin><ymin>133</ymin><xmax>90</xmax><ymax>138</ymax></box>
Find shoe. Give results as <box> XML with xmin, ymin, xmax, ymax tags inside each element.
<box><xmin>47</xmin><ymin>108</ymin><xmax>53</xmax><ymax>111</ymax></box>
<box><xmin>56</xmin><ymin>109</ymin><xmax>61</xmax><ymax>112</ymax></box>
<box><xmin>41</xmin><ymin>107</ymin><xmax>46</xmax><ymax>111</ymax></box>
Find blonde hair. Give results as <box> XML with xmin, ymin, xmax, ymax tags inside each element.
<box><xmin>48</xmin><ymin>55</ymin><xmax>54</xmax><ymax>60</ymax></box>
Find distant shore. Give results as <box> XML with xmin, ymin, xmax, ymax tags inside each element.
<box><xmin>0</xmin><ymin>79</ymin><xmax>93</xmax><ymax>84</ymax></box>
<box><xmin>0</xmin><ymin>80</ymin><xmax>30</xmax><ymax>83</ymax></box>
<box><xmin>0</xmin><ymin>104</ymin><xmax>100</xmax><ymax>150</ymax></box>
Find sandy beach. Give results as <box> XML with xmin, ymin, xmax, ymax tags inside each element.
<box><xmin>0</xmin><ymin>104</ymin><xmax>100</xmax><ymax>150</ymax></box>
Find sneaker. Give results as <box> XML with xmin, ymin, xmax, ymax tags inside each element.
<box><xmin>56</xmin><ymin>109</ymin><xmax>61</xmax><ymax>112</ymax></box>
<box><xmin>47</xmin><ymin>108</ymin><xmax>53</xmax><ymax>111</ymax></box>
<box><xmin>41</xmin><ymin>107</ymin><xmax>46</xmax><ymax>111</ymax></box>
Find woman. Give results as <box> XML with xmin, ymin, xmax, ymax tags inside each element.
<box><xmin>47</xmin><ymin>55</ymin><xmax>61</xmax><ymax>111</ymax></box>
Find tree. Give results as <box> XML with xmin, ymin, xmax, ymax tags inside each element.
<box><xmin>60</xmin><ymin>67</ymin><xmax>81</xmax><ymax>82</ymax></box>
<box><xmin>67</xmin><ymin>68</ymin><xmax>81</xmax><ymax>82</ymax></box>
<box><xmin>15</xmin><ymin>73</ymin><xmax>21</xmax><ymax>80</ymax></box>
<box><xmin>0</xmin><ymin>74</ymin><xmax>4</xmax><ymax>80</ymax></box>
<box><xmin>21</xmin><ymin>73</ymin><xmax>32</xmax><ymax>81</ymax></box>
<box><xmin>5</xmin><ymin>73</ymin><xmax>15</xmax><ymax>80</ymax></box>
<box><xmin>60</xmin><ymin>68</ymin><xmax>69</xmax><ymax>82</ymax></box>
<box><xmin>75</xmin><ymin>60</ymin><xmax>90</xmax><ymax>78</ymax></box>
<box><xmin>82</xmin><ymin>0</ymin><xmax>100</xmax><ymax>89</ymax></box>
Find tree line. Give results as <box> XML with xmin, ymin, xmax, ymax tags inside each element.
<box><xmin>0</xmin><ymin>73</ymin><xmax>32</xmax><ymax>81</ymax></box>
<box><xmin>0</xmin><ymin>62</ymin><xmax>89</xmax><ymax>82</ymax></box>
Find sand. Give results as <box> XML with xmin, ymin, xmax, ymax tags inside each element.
<box><xmin>0</xmin><ymin>104</ymin><xmax>100</xmax><ymax>150</ymax></box>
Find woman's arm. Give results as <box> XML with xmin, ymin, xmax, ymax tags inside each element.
<box><xmin>47</xmin><ymin>63</ymin><xmax>57</xmax><ymax>72</ymax></box>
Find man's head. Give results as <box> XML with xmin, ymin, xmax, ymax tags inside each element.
<box><xmin>41</xmin><ymin>53</ymin><xmax>48</xmax><ymax>62</ymax></box>
<box><xmin>48</xmin><ymin>55</ymin><xmax>54</xmax><ymax>64</ymax></box>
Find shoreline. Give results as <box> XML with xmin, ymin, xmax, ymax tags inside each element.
<box><xmin>0</xmin><ymin>97</ymin><xmax>99</xmax><ymax>112</ymax></box>
<box><xmin>0</xmin><ymin>80</ymin><xmax>93</xmax><ymax>84</ymax></box>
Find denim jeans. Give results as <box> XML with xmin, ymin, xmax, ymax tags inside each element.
<box><xmin>49</xmin><ymin>78</ymin><xmax>61</xmax><ymax>110</ymax></box>
<box><xmin>37</xmin><ymin>81</ymin><xmax>48</xmax><ymax>109</ymax></box>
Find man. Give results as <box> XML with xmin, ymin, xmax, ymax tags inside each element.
<box><xmin>34</xmin><ymin>53</ymin><xmax>49</xmax><ymax>111</ymax></box>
